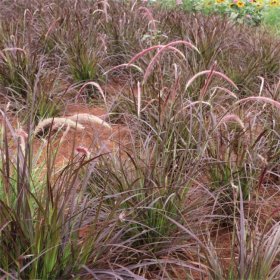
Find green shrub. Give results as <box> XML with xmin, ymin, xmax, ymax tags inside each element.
<box><xmin>263</xmin><ymin>7</ymin><xmax>280</xmax><ymax>33</ymax></box>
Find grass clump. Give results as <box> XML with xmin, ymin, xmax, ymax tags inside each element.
<box><xmin>0</xmin><ymin>122</ymin><xmax>123</xmax><ymax>279</ymax></box>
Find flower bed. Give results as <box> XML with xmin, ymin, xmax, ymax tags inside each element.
<box><xmin>158</xmin><ymin>0</ymin><xmax>280</xmax><ymax>30</ymax></box>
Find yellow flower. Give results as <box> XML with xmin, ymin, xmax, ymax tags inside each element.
<box><xmin>216</xmin><ymin>0</ymin><xmax>225</xmax><ymax>3</ymax></box>
<box><xmin>253</xmin><ymin>0</ymin><xmax>264</xmax><ymax>8</ymax></box>
<box><xmin>269</xmin><ymin>0</ymin><xmax>279</xmax><ymax>6</ymax></box>
<box><xmin>236</xmin><ymin>0</ymin><xmax>245</xmax><ymax>7</ymax></box>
